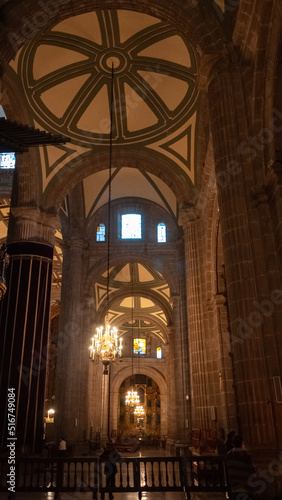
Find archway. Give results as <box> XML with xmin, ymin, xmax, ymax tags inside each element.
<box><xmin>110</xmin><ymin>365</ymin><xmax>167</xmax><ymax>440</ymax></box>
<box><xmin>117</xmin><ymin>374</ymin><xmax>162</xmax><ymax>444</ymax></box>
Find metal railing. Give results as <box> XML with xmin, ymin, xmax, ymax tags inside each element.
<box><xmin>0</xmin><ymin>455</ymin><xmax>230</xmax><ymax>499</ymax></box>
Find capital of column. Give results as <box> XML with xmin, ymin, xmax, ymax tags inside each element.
<box><xmin>63</xmin><ymin>238</ymin><xmax>87</xmax><ymax>251</ymax></box>
<box><xmin>178</xmin><ymin>204</ymin><xmax>200</xmax><ymax>227</ymax></box>
<box><xmin>250</xmin><ymin>185</ymin><xmax>268</xmax><ymax>206</ymax></box>
<box><xmin>167</xmin><ymin>325</ymin><xmax>175</xmax><ymax>338</ymax></box>
<box><xmin>213</xmin><ymin>293</ymin><xmax>227</xmax><ymax>307</ymax></box>
<box><xmin>266</xmin><ymin>160</ymin><xmax>282</xmax><ymax>189</ymax></box>
<box><xmin>169</xmin><ymin>294</ymin><xmax>180</xmax><ymax>309</ymax></box>
<box><xmin>8</xmin><ymin>206</ymin><xmax>58</xmax><ymax>245</ymax></box>
<box><xmin>197</xmin><ymin>50</ymin><xmax>231</xmax><ymax>92</ymax></box>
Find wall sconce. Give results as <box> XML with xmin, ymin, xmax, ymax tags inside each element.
<box><xmin>45</xmin><ymin>409</ymin><xmax>55</xmax><ymax>423</ymax></box>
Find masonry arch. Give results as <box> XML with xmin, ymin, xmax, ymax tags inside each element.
<box><xmin>110</xmin><ymin>365</ymin><xmax>167</xmax><ymax>437</ymax></box>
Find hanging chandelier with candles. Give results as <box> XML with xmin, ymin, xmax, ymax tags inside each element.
<box><xmin>89</xmin><ymin>315</ymin><xmax>122</xmax><ymax>368</ymax></box>
<box><xmin>89</xmin><ymin>63</ymin><xmax>122</xmax><ymax>374</ymax></box>
<box><xmin>134</xmin><ymin>405</ymin><xmax>145</xmax><ymax>417</ymax></box>
<box><xmin>125</xmin><ymin>389</ymin><xmax>140</xmax><ymax>407</ymax></box>
<box><xmin>125</xmin><ymin>271</ymin><xmax>140</xmax><ymax>406</ymax></box>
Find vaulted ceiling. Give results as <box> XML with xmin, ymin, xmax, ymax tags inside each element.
<box><xmin>0</xmin><ymin>1</ymin><xmax>229</xmax><ymax>308</ymax></box>
<box><xmin>10</xmin><ymin>9</ymin><xmax>199</xmax><ymax>196</ymax></box>
<box><xmin>94</xmin><ymin>262</ymin><xmax>171</xmax><ymax>344</ymax></box>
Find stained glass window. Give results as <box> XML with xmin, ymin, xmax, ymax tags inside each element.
<box><xmin>121</xmin><ymin>214</ymin><xmax>142</xmax><ymax>239</ymax></box>
<box><xmin>133</xmin><ymin>338</ymin><xmax>146</xmax><ymax>355</ymax></box>
<box><xmin>157</xmin><ymin>223</ymin><xmax>166</xmax><ymax>243</ymax></box>
<box><xmin>96</xmin><ymin>224</ymin><xmax>105</xmax><ymax>242</ymax></box>
<box><xmin>156</xmin><ymin>347</ymin><xmax>162</xmax><ymax>359</ymax></box>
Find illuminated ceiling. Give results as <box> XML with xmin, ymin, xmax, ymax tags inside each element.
<box><xmin>11</xmin><ymin>9</ymin><xmax>199</xmax><ymax>192</ymax></box>
<box><xmin>95</xmin><ymin>262</ymin><xmax>171</xmax><ymax>343</ymax></box>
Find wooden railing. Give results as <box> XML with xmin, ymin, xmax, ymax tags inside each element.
<box><xmin>0</xmin><ymin>455</ymin><xmax>230</xmax><ymax>499</ymax></box>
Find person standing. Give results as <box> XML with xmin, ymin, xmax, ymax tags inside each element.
<box><xmin>226</xmin><ymin>434</ymin><xmax>256</xmax><ymax>500</ymax></box>
<box><xmin>224</xmin><ymin>430</ymin><xmax>236</xmax><ymax>454</ymax></box>
<box><xmin>100</xmin><ymin>447</ymin><xmax>121</xmax><ymax>500</ymax></box>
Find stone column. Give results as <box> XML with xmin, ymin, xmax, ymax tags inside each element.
<box><xmin>55</xmin><ymin>237</ymin><xmax>90</xmax><ymax>448</ymax></box>
<box><xmin>101</xmin><ymin>369</ymin><xmax>110</xmax><ymax>441</ymax></box>
<box><xmin>207</xmin><ymin>59</ymin><xmax>278</xmax><ymax>450</ymax></box>
<box><xmin>0</xmin><ymin>207</ymin><xmax>57</xmax><ymax>453</ymax></box>
<box><xmin>179</xmin><ymin>206</ymin><xmax>210</xmax><ymax>430</ymax></box>
<box><xmin>170</xmin><ymin>295</ymin><xmax>190</xmax><ymax>444</ymax></box>
<box><xmin>210</xmin><ymin>293</ymin><xmax>237</xmax><ymax>432</ymax></box>
<box><xmin>166</xmin><ymin>326</ymin><xmax>178</xmax><ymax>450</ymax></box>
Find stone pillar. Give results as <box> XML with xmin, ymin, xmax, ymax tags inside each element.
<box><xmin>207</xmin><ymin>59</ymin><xmax>279</xmax><ymax>451</ymax></box>
<box><xmin>101</xmin><ymin>369</ymin><xmax>110</xmax><ymax>441</ymax></box>
<box><xmin>166</xmin><ymin>326</ymin><xmax>178</xmax><ymax>450</ymax></box>
<box><xmin>210</xmin><ymin>293</ymin><xmax>237</xmax><ymax>432</ymax></box>
<box><xmin>55</xmin><ymin>238</ymin><xmax>89</xmax><ymax>448</ymax></box>
<box><xmin>0</xmin><ymin>207</ymin><xmax>57</xmax><ymax>453</ymax></box>
<box><xmin>170</xmin><ymin>295</ymin><xmax>190</xmax><ymax>444</ymax></box>
<box><xmin>179</xmin><ymin>206</ymin><xmax>210</xmax><ymax>430</ymax></box>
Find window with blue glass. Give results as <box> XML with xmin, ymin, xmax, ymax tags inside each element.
<box><xmin>0</xmin><ymin>106</ymin><xmax>16</xmax><ymax>169</ymax></box>
<box><xmin>121</xmin><ymin>213</ymin><xmax>142</xmax><ymax>239</ymax></box>
<box><xmin>157</xmin><ymin>223</ymin><xmax>166</xmax><ymax>243</ymax></box>
<box><xmin>0</xmin><ymin>153</ymin><xmax>16</xmax><ymax>168</ymax></box>
<box><xmin>96</xmin><ymin>224</ymin><xmax>106</xmax><ymax>242</ymax></box>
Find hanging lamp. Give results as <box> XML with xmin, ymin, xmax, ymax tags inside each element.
<box><xmin>125</xmin><ymin>268</ymin><xmax>140</xmax><ymax>406</ymax></box>
<box><xmin>89</xmin><ymin>63</ymin><xmax>122</xmax><ymax>374</ymax></box>
<box><xmin>134</xmin><ymin>405</ymin><xmax>145</xmax><ymax>417</ymax></box>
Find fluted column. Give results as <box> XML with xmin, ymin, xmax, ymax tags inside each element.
<box><xmin>0</xmin><ymin>208</ymin><xmax>57</xmax><ymax>453</ymax></box>
<box><xmin>179</xmin><ymin>206</ymin><xmax>210</xmax><ymax>430</ymax></box>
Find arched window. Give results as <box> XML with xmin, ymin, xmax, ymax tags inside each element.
<box><xmin>96</xmin><ymin>223</ymin><xmax>106</xmax><ymax>242</ymax></box>
<box><xmin>121</xmin><ymin>213</ymin><xmax>142</xmax><ymax>239</ymax></box>
<box><xmin>156</xmin><ymin>347</ymin><xmax>162</xmax><ymax>359</ymax></box>
<box><xmin>157</xmin><ymin>223</ymin><xmax>166</xmax><ymax>243</ymax></box>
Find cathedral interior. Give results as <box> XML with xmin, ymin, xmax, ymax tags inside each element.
<box><xmin>0</xmin><ymin>0</ymin><xmax>282</xmax><ymax>497</ymax></box>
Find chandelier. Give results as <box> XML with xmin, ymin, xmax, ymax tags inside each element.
<box><xmin>134</xmin><ymin>405</ymin><xmax>145</xmax><ymax>417</ymax></box>
<box><xmin>89</xmin><ymin>315</ymin><xmax>122</xmax><ymax>371</ymax></box>
<box><xmin>125</xmin><ymin>272</ymin><xmax>140</xmax><ymax>406</ymax></box>
<box><xmin>125</xmin><ymin>389</ymin><xmax>140</xmax><ymax>407</ymax></box>
<box><xmin>0</xmin><ymin>244</ymin><xmax>9</xmax><ymax>301</ymax></box>
<box><xmin>89</xmin><ymin>64</ymin><xmax>122</xmax><ymax>374</ymax></box>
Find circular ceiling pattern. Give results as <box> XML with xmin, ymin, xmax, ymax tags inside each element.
<box><xmin>19</xmin><ymin>9</ymin><xmax>198</xmax><ymax>147</ymax></box>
